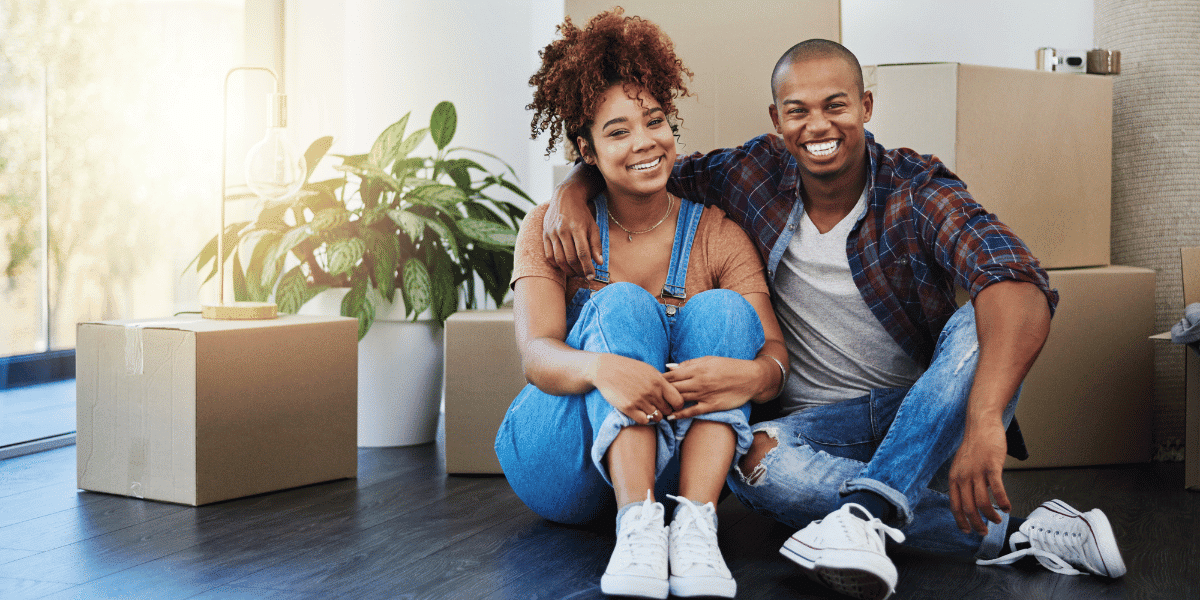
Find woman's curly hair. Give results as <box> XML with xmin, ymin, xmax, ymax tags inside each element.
<box><xmin>528</xmin><ymin>7</ymin><xmax>692</xmax><ymax>157</ymax></box>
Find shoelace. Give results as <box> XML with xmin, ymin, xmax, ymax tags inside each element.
<box><xmin>828</xmin><ymin>504</ymin><xmax>905</xmax><ymax>550</ymax></box>
<box><xmin>666</xmin><ymin>495</ymin><xmax>722</xmax><ymax>571</ymax></box>
<box><xmin>613</xmin><ymin>494</ymin><xmax>667</xmax><ymax>570</ymax></box>
<box><xmin>976</xmin><ymin>526</ymin><xmax>1088</xmax><ymax>575</ymax></box>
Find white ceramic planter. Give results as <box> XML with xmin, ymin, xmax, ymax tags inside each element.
<box><xmin>299</xmin><ymin>289</ymin><xmax>443</xmax><ymax>447</ymax></box>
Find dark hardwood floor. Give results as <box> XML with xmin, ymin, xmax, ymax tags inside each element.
<box><xmin>0</xmin><ymin>431</ymin><xmax>1198</xmax><ymax>599</ymax></box>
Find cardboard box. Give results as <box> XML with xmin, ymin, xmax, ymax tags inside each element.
<box><xmin>566</xmin><ymin>0</ymin><xmax>840</xmax><ymax>150</ymax></box>
<box><xmin>1006</xmin><ymin>266</ymin><xmax>1155</xmax><ymax>469</ymax></box>
<box><xmin>1151</xmin><ymin>248</ymin><xmax>1200</xmax><ymax>490</ymax></box>
<box><xmin>443</xmin><ymin>309</ymin><xmax>526</xmax><ymax>474</ymax></box>
<box><xmin>863</xmin><ymin>63</ymin><xmax>1113</xmax><ymax>270</ymax></box>
<box><xmin>76</xmin><ymin>314</ymin><xmax>358</xmax><ymax>505</ymax></box>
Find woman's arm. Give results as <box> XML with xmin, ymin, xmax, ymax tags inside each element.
<box><xmin>514</xmin><ymin>276</ymin><xmax>683</xmax><ymax>424</ymax></box>
<box><xmin>662</xmin><ymin>291</ymin><xmax>788</xmax><ymax>419</ymax></box>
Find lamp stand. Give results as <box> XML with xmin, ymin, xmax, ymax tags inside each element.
<box><xmin>202</xmin><ymin>66</ymin><xmax>284</xmax><ymax>321</ymax></box>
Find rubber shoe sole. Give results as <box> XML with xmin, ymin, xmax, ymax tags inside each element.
<box><xmin>781</xmin><ymin>536</ymin><xmax>896</xmax><ymax>600</ymax></box>
<box><xmin>600</xmin><ymin>572</ymin><xmax>669</xmax><ymax>599</ymax></box>
<box><xmin>669</xmin><ymin>573</ymin><xmax>736</xmax><ymax>598</ymax></box>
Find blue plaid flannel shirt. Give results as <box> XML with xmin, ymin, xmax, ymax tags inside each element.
<box><xmin>667</xmin><ymin>130</ymin><xmax>1058</xmax><ymax>368</ymax></box>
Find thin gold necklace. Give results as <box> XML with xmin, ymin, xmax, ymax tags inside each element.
<box><xmin>609</xmin><ymin>194</ymin><xmax>674</xmax><ymax>242</ymax></box>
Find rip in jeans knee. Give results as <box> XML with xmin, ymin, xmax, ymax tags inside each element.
<box><xmin>953</xmin><ymin>341</ymin><xmax>979</xmax><ymax>375</ymax></box>
<box><xmin>736</xmin><ymin>427</ymin><xmax>780</xmax><ymax>486</ymax></box>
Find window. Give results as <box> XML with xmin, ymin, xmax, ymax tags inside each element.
<box><xmin>1</xmin><ymin>0</ymin><xmax>258</xmax><ymax>453</ymax></box>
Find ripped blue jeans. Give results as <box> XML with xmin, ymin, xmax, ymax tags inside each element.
<box><xmin>727</xmin><ymin>301</ymin><xmax>1018</xmax><ymax>559</ymax></box>
<box><xmin>495</xmin><ymin>283</ymin><xmax>763</xmax><ymax>525</ymax></box>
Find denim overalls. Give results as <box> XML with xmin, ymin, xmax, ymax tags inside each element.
<box><xmin>495</xmin><ymin>194</ymin><xmax>764</xmax><ymax>525</ymax></box>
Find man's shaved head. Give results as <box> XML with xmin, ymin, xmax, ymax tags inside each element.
<box><xmin>771</xmin><ymin>39</ymin><xmax>864</xmax><ymax>103</ymax></box>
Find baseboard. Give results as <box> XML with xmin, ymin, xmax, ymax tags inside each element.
<box><xmin>1</xmin><ymin>350</ymin><xmax>76</xmax><ymax>390</ymax></box>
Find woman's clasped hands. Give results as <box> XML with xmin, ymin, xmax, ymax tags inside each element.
<box><xmin>588</xmin><ymin>353</ymin><xmax>760</xmax><ymax>424</ymax></box>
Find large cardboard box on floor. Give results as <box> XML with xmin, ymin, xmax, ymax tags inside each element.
<box><xmin>443</xmin><ymin>309</ymin><xmax>525</xmax><ymax>474</ymax></box>
<box><xmin>863</xmin><ymin>63</ymin><xmax>1113</xmax><ymax>270</ymax></box>
<box><xmin>1005</xmin><ymin>266</ymin><xmax>1155</xmax><ymax>469</ymax></box>
<box><xmin>1151</xmin><ymin>248</ymin><xmax>1200</xmax><ymax>490</ymax></box>
<box><xmin>76</xmin><ymin>314</ymin><xmax>359</xmax><ymax>505</ymax></box>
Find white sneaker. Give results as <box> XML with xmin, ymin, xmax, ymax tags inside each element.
<box><xmin>779</xmin><ymin>503</ymin><xmax>906</xmax><ymax>600</ymax></box>
<box><xmin>976</xmin><ymin>499</ymin><xmax>1126</xmax><ymax>578</ymax></box>
<box><xmin>666</xmin><ymin>495</ymin><xmax>736</xmax><ymax>598</ymax></box>
<box><xmin>601</xmin><ymin>491</ymin><xmax>669</xmax><ymax>599</ymax></box>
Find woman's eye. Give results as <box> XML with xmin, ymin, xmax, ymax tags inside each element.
<box><xmin>648</xmin><ymin>117</ymin><xmax>664</xmax><ymax>126</ymax></box>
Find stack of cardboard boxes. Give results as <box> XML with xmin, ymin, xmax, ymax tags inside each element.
<box><xmin>866</xmin><ymin>63</ymin><xmax>1154</xmax><ymax>469</ymax></box>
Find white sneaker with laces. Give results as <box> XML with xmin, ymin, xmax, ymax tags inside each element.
<box><xmin>976</xmin><ymin>499</ymin><xmax>1126</xmax><ymax>578</ymax></box>
<box><xmin>601</xmin><ymin>491</ymin><xmax>669</xmax><ymax>599</ymax></box>
<box><xmin>665</xmin><ymin>495</ymin><xmax>736</xmax><ymax>598</ymax></box>
<box><xmin>779</xmin><ymin>503</ymin><xmax>906</xmax><ymax>600</ymax></box>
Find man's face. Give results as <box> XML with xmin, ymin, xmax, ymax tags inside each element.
<box><xmin>769</xmin><ymin>56</ymin><xmax>873</xmax><ymax>188</ymax></box>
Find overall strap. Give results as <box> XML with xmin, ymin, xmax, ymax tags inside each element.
<box><xmin>661</xmin><ymin>198</ymin><xmax>705</xmax><ymax>300</ymax></box>
<box><xmin>592</xmin><ymin>194</ymin><xmax>613</xmax><ymax>283</ymax></box>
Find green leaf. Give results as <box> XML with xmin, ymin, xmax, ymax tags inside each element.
<box><xmin>394</xmin><ymin>128</ymin><xmax>429</xmax><ymax>163</ymax></box>
<box><xmin>341</xmin><ymin>275</ymin><xmax>375</xmax><ymax>340</ymax></box>
<box><xmin>402</xmin><ymin>259</ymin><xmax>432</xmax><ymax>318</ymax></box>
<box><xmin>310</xmin><ymin>207</ymin><xmax>351</xmax><ymax>233</ymax></box>
<box><xmin>275</xmin><ymin>266</ymin><xmax>309</xmax><ymax>314</ymax></box>
<box><xmin>489</xmin><ymin>175</ymin><xmax>533</xmax><ymax>203</ymax></box>
<box><xmin>430</xmin><ymin>101</ymin><xmax>457</xmax><ymax>150</ymax></box>
<box><xmin>418</xmin><ymin>215</ymin><xmax>459</xmax><ymax>262</ymax></box>
<box><xmin>369</xmin><ymin>113</ymin><xmax>409</xmax><ymax>168</ymax></box>
<box><xmin>200</xmin><ymin>221</ymin><xmax>251</xmax><ymax>285</ymax></box>
<box><xmin>456</xmin><ymin>217</ymin><xmax>518</xmax><ymax>247</ymax></box>
<box><xmin>231</xmin><ymin>251</ymin><xmax>248</xmax><ymax>302</ymax></box>
<box><xmin>388</xmin><ymin>208</ymin><xmax>425</xmax><ymax>241</ymax></box>
<box><xmin>327</xmin><ymin>238</ymin><xmax>366</xmax><ymax>276</ymax></box>
<box><xmin>245</xmin><ymin>231</ymin><xmax>283</xmax><ymax>300</ymax></box>
<box><xmin>303</xmin><ymin>136</ymin><xmax>334</xmax><ymax>182</ymax></box>
<box><xmin>393</xmin><ymin>157</ymin><xmax>425</xmax><ymax>181</ymax></box>
<box><xmin>429</xmin><ymin>253</ymin><xmax>458</xmax><ymax>324</ymax></box>
<box><xmin>364</xmin><ymin>227</ymin><xmax>399</xmax><ymax>303</ymax></box>
<box><xmin>410</xmin><ymin>184</ymin><xmax>467</xmax><ymax>206</ymax></box>
<box><xmin>266</xmin><ymin>224</ymin><xmax>313</xmax><ymax>277</ymax></box>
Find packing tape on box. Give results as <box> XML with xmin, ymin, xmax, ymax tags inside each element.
<box><xmin>123</xmin><ymin>319</ymin><xmax>202</xmax><ymax>375</ymax></box>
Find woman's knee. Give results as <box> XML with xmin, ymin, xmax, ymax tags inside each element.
<box><xmin>591</xmin><ymin>282</ymin><xmax>659</xmax><ymax>315</ymax></box>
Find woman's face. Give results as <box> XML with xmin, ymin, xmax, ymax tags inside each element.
<box><xmin>577</xmin><ymin>84</ymin><xmax>676</xmax><ymax>200</ymax></box>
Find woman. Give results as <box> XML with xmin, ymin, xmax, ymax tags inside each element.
<box><xmin>494</xmin><ymin>9</ymin><xmax>787</xmax><ymax>599</ymax></box>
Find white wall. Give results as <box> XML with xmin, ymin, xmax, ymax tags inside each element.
<box><xmin>841</xmin><ymin>0</ymin><xmax>1094</xmax><ymax>70</ymax></box>
<box><xmin>287</xmin><ymin>0</ymin><xmax>563</xmax><ymax>206</ymax></box>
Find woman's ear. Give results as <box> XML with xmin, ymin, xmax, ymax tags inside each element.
<box><xmin>576</xmin><ymin>136</ymin><xmax>595</xmax><ymax>165</ymax></box>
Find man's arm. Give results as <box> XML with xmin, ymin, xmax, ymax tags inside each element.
<box><xmin>542</xmin><ymin>163</ymin><xmax>605</xmax><ymax>279</ymax></box>
<box><xmin>948</xmin><ymin>279</ymin><xmax>1051</xmax><ymax>535</ymax></box>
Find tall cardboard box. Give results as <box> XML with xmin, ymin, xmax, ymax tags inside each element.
<box><xmin>76</xmin><ymin>314</ymin><xmax>358</xmax><ymax>505</ymax></box>
<box><xmin>443</xmin><ymin>309</ymin><xmax>526</xmax><ymax>474</ymax></box>
<box><xmin>1151</xmin><ymin>248</ymin><xmax>1200</xmax><ymax>490</ymax></box>
<box><xmin>1006</xmin><ymin>266</ymin><xmax>1155</xmax><ymax>469</ymax></box>
<box><xmin>863</xmin><ymin>63</ymin><xmax>1113</xmax><ymax>270</ymax></box>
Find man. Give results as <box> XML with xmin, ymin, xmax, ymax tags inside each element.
<box><xmin>543</xmin><ymin>39</ymin><xmax>1126</xmax><ymax>600</ymax></box>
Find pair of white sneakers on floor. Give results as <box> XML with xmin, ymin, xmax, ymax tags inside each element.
<box><xmin>600</xmin><ymin>492</ymin><xmax>737</xmax><ymax>599</ymax></box>
<box><xmin>780</xmin><ymin>500</ymin><xmax>1126</xmax><ymax>600</ymax></box>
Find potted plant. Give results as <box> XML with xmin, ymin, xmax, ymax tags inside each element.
<box><xmin>189</xmin><ymin>101</ymin><xmax>531</xmax><ymax>446</ymax></box>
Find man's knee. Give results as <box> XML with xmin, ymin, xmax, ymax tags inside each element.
<box><xmin>737</xmin><ymin>431</ymin><xmax>778</xmax><ymax>485</ymax></box>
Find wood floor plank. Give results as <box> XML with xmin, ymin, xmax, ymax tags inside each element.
<box><xmin>223</xmin><ymin>476</ymin><xmax>519</xmax><ymax>594</ymax></box>
<box><xmin>0</xmin><ymin>547</ymin><xmax>38</xmax><ymax>565</ymax></box>
<box><xmin>0</xmin><ymin>493</ymin><xmax>188</xmax><ymax>552</ymax></box>
<box><xmin>0</xmin><ymin>576</ymin><xmax>75</xmax><ymax>600</ymax></box>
